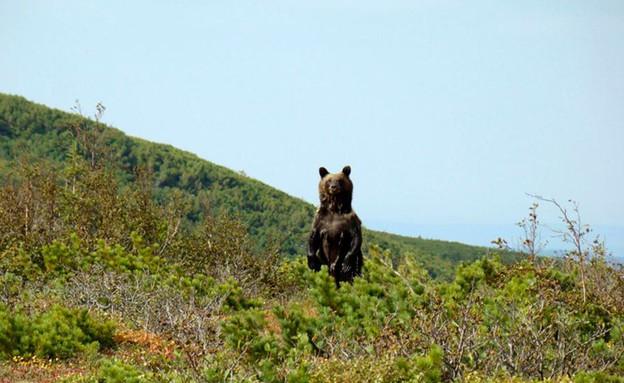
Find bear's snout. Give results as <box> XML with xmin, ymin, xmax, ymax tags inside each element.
<box><xmin>328</xmin><ymin>181</ymin><xmax>340</xmax><ymax>194</ymax></box>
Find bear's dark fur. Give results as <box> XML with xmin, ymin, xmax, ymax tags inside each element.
<box><xmin>307</xmin><ymin>166</ymin><xmax>363</xmax><ymax>286</ymax></box>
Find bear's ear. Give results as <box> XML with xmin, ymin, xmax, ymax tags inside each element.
<box><xmin>342</xmin><ymin>166</ymin><xmax>351</xmax><ymax>177</ymax></box>
<box><xmin>319</xmin><ymin>167</ymin><xmax>329</xmax><ymax>178</ymax></box>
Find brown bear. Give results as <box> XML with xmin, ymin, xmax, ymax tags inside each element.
<box><xmin>307</xmin><ymin>166</ymin><xmax>363</xmax><ymax>287</ymax></box>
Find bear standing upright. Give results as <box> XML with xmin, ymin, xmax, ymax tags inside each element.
<box><xmin>307</xmin><ymin>166</ymin><xmax>363</xmax><ymax>287</ymax></box>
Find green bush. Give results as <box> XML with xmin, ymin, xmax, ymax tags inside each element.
<box><xmin>308</xmin><ymin>346</ymin><xmax>443</xmax><ymax>383</ymax></box>
<box><xmin>97</xmin><ymin>359</ymin><xmax>146</xmax><ymax>383</ymax></box>
<box><xmin>574</xmin><ymin>371</ymin><xmax>624</xmax><ymax>383</ymax></box>
<box><xmin>0</xmin><ymin>304</ymin><xmax>115</xmax><ymax>359</ymax></box>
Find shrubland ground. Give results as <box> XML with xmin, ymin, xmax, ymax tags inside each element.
<box><xmin>0</xmin><ymin>95</ymin><xmax>622</xmax><ymax>382</ymax></box>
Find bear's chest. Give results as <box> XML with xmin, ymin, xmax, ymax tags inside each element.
<box><xmin>319</xmin><ymin>213</ymin><xmax>353</xmax><ymax>240</ymax></box>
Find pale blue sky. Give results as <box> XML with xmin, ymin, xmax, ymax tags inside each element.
<box><xmin>1</xmin><ymin>1</ymin><xmax>623</xmax><ymax>253</ymax></box>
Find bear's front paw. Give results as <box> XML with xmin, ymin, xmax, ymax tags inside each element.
<box><xmin>307</xmin><ymin>255</ymin><xmax>322</xmax><ymax>272</ymax></box>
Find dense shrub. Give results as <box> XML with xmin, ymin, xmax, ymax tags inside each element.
<box><xmin>214</xmin><ymin>245</ymin><xmax>624</xmax><ymax>382</ymax></box>
<box><xmin>0</xmin><ymin>304</ymin><xmax>115</xmax><ymax>359</ymax></box>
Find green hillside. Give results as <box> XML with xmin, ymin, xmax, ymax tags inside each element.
<box><xmin>0</xmin><ymin>93</ymin><xmax>503</xmax><ymax>279</ymax></box>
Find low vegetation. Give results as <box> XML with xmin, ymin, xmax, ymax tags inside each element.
<box><xmin>0</xmin><ymin>94</ymin><xmax>622</xmax><ymax>382</ymax></box>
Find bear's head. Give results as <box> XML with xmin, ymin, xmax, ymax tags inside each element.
<box><xmin>318</xmin><ymin>166</ymin><xmax>354</xmax><ymax>213</ymax></box>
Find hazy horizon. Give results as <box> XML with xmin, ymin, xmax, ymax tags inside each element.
<box><xmin>367</xmin><ymin>219</ymin><xmax>624</xmax><ymax>258</ymax></box>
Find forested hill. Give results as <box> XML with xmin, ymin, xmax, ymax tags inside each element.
<box><xmin>0</xmin><ymin>93</ymin><xmax>501</xmax><ymax>279</ymax></box>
